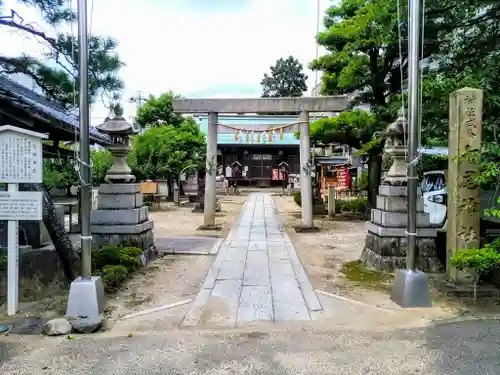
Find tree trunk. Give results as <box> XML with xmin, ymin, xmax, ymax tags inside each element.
<box><xmin>367</xmin><ymin>152</ymin><xmax>383</xmax><ymax>208</ymax></box>
<box><xmin>26</xmin><ymin>183</ymin><xmax>79</xmax><ymax>281</ymax></box>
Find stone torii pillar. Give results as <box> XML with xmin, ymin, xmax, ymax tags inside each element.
<box><xmin>171</xmin><ymin>96</ymin><xmax>349</xmax><ymax>229</ymax></box>
<box><xmin>299</xmin><ymin>110</ymin><xmax>313</xmax><ymax>228</ymax></box>
<box><xmin>204</xmin><ymin>112</ymin><xmax>218</xmax><ymax>228</ymax></box>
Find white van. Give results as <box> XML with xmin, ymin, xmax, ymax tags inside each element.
<box><xmin>421</xmin><ymin>170</ymin><xmax>447</xmax><ymax>229</ymax></box>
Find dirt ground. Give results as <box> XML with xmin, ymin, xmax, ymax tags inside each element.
<box><xmin>272</xmin><ymin>195</ymin><xmax>475</xmax><ymax>320</ymax></box>
<box><xmin>151</xmin><ymin>195</ymin><xmax>246</xmax><ymax>238</ymax></box>
<box><xmin>0</xmin><ymin>195</ymin><xmax>246</xmax><ymax>326</ymax></box>
<box><xmin>272</xmin><ymin>196</ymin><xmax>387</xmax><ymax>303</ymax></box>
<box><xmin>105</xmin><ymin>195</ymin><xmax>247</xmax><ymax>330</ymax></box>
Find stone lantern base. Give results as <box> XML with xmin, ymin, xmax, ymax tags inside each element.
<box><xmin>90</xmin><ymin>183</ymin><xmax>157</xmax><ymax>265</ymax></box>
<box><xmin>360</xmin><ymin>185</ymin><xmax>442</xmax><ymax>272</ymax></box>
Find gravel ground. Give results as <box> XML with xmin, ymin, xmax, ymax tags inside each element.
<box><xmin>2</xmin><ymin>318</ymin><xmax>500</xmax><ymax>374</ymax></box>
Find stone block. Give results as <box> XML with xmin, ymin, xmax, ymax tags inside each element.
<box><xmin>370</xmin><ymin>209</ymin><xmax>430</xmax><ymax>228</ymax></box>
<box><xmin>376</xmin><ymin>195</ymin><xmax>424</xmax><ymax>212</ymax></box>
<box><xmin>91</xmin><ymin>228</ymin><xmax>156</xmax><ymax>254</ymax></box>
<box><xmin>378</xmin><ymin>185</ymin><xmax>421</xmax><ymax>197</ymax></box>
<box><xmin>97</xmin><ymin>193</ymin><xmax>143</xmax><ymax>209</ymax></box>
<box><xmin>365</xmin><ymin>222</ymin><xmax>437</xmax><ymax>238</ymax></box>
<box><xmin>98</xmin><ymin>183</ymin><xmax>141</xmax><ymax>194</ymax></box>
<box><xmin>361</xmin><ymin>232</ymin><xmax>442</xmax><ymax>272</ymax></box>
<box><xmin>91</xmin><ymin>220</ymin><xmax>153</xmax><ymax>234</ymax></box>
<box><xmin>91</xmin><ymin>206</ymin><xmax>149</xmax><ymax>225</ymax></box>
<box><xmin>237</xmin><ymin>285</ymin><xmax>273</xmax><ymax>322</ymax></box>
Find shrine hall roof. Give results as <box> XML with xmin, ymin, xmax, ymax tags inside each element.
<box><xmin>0</xmin><ymin>75</ymin><xmax>111</xmax><ymax>145</ymax></box>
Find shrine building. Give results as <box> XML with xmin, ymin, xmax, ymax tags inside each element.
<box><xmin>195</xmin><ymin>114</ymin><xmax>324</xmax><ymax>187</ymax></box>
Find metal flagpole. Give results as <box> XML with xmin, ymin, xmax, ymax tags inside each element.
<box><xmin>77</xmin><ymin>0</ymin><xmax>91</xmax><ymax>279</ymax></box>
<box><xmin>65</xmin><ymin>0</ymin><xmax>105</xmax><ymax>320</ymax></box>
<box><xmin>390</xmin><ymin>0</ymin><xmax>431</xmax><ymax>307</ymax></box>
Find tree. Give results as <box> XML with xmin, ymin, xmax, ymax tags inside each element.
<box><xmin>261</xmin><ymin>56</ymin><xmax>308</xmax><ymax>98</ymax></box>
<box><xmin>0</xmin><ymin>0</ymin><xmax>124</xmax><ymax>281</ymax></box>
<box><xmin>135</xmin><ymin>92</ymin><xmax>184</xmax><ymax>129</ymax></box>
<box><xmin>308</xmin><ymin>0</ymin><xmax>454</xmax><ymax>205</ymax></box>
<box><xmin>0</xmin><ymin>0</ymin><xmax>124</xmax><ymax>107</ymax></box>
<box><xmin>43</xmin><ymin>157</ymin><xmax>78</xmax><ymax>194</ymax></box>
<box><xmin>130</xmin><ymin>92</ymin><xmax>206</xmax><ymax>181</ymax></box>
<box><xmin>91</xmin><ymin>149</ymin><xmax>112</xmax><ymax>184</ymax></box>
<box><xmin>129</xmin><ymin>121</ymin><xmax>205</xmax><ymax>182</ymax></box>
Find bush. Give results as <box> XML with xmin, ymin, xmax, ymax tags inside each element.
<box><xmin>292</xmin><ymin>191</ymin><xmax>302</xmax><ymax>206</ymax></box>
<box><xmin>92</xmin><ymin>245</ymin><xmax>143</xmax><ymax>291</ymax></box>
<box><xmin>450</xmin><ymin>246</ymin><xmax>500</xmax><ymax>303</ymax></box>
<box><xmin>355</xmin><ymin>171</ymin><xmax>369</xmax><ymax>191</ymax></box>
<box><xmin>101</xmin><ymin>265</ymin><xmax>129</xmax><ymax>290</ymax></box>
<box><xmin>326</xmin><ymin>196</ymin><xmax>369</xmax><ymax>214</ymax></box>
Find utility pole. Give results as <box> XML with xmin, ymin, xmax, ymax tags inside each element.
<box><xmin>390</xmin><ymin>0</ymin><xmax>431</xmax><ymax>307</ymax></box>
<box><xmin>66</xmin><ymin>0</ymin><xmax>105</xmax><ymax>321</ymax></box>
<box><xmin>129</xmin><ymin>91</ymin><xmax>147</xmax><ymax>124</ymax></box>
<box><xmin>129</xmin><ymin>91</ymin><xmax>147</xmax><ymax>111</ymax></box>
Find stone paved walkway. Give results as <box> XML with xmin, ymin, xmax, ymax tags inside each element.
<box><xmin>182</xmin><ymin>193</ymin><xmax>322</xmax><ymax>327</ymax></box>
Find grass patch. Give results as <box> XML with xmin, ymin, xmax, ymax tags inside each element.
<box><xmin>340</xmin><ymin>260</ymin><xmax>393</xmax><ymax>286</ymax></box>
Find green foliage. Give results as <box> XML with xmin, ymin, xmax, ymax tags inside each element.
<box><xmin>261</xmin><ymin>56</ymin><xmax>308</xmax><ymax>98</ymax></box>
<box><xmin>0</xmin><ymin>255</ymin><xmax>6</xmax><ymax>272</ymax></box>
<box><xmin>92</xmin><ymin>245</ymin><xmax>143</xmax><ymax>292</ymax></box>
<box><xmin>310</xmin><ymin>110</ymin><xmax>381</xmax><ymax>150</ymax></box>
<box><xmin>135</xmin><ymin>92</ymin><xmax>184</xmax><ymax>129</ymax></box>
<box><xmin>0</xmin><ymin>0</ymin><xmax>124</xmax><ymax>107</ymax></box>
<box><xmin>43</xmin><ymin>158</ymin><xmax>78</xmax><ymax>191</ymax></box>
<box><xmin>292</xmin><ymin>191</ymin><xmax>302</xmax><ymax>206</ymax></box>
<box><xmin>355</xmin><ymin>171</ymin><xmax>368</xmax><ymax>191</ymax></box>
<box><xmin>451</xmin><ymin>246</ymin><xmax>500</xmax><ymax>303</ymax></box>
<box><xmin>324</xmin><ymin>196</ymin><xmax>369</xmax><ymax>215</ymax></box>
<box><xmin>101</xmin><ymin>265</ymin><xmax>129</xmax><ymax>290</ymax></box>
<box><xmin>295</xmin><ymin>190</ymin><xmax>369</xmax><ymax>216</ymax></box>
<box><xmin>417</xmin><ymin>154</ymin><xmax>448</xmax><ymax>177</ymax></box>
<box><xmin>92</xmin><ymin>245</ymin><xmax>142</xmax><ymax>272</ymax></box>
<box><xmin>128</xmin><ymin>92</ymin><xmax>205</xmax><ymax>181</ymax></box>
<box><xmin>129</xmin><ymin>120</ymin><xmax>205</xmax><ymax>181</ymax></box>
<box><xmin>91</xmin><ymin>149</ymin><xmax>112</xmax><ymax>184</ymax></box>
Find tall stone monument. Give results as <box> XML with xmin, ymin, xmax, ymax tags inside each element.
<box><xmin>91</xmin><ymin>109</ymin><xmax>157</xmax><ymax>263</ymax></box>
<box><xmin>447</xmin><ymin>88</ymin><xmax>483</xmax><ymax>281</ymax></box>
<box><xmin>361</xmin><ymin>110</ymin><xmax>442</xmax><ymax>272</ymax></box>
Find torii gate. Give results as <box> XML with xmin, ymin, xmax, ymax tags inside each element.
<box><xmin>172</xmin><ymin>96</ymin><xmax>348</xmax><ymax>229</ymax></box>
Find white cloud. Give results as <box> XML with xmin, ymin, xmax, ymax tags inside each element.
<box><xmin>1</xmin><ymin>0</ymin><xmax>331</xmax><ymax>125</ymax></box>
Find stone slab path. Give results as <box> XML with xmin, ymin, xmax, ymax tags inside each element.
<box><xmin>182</xmin><ymin>193</ymin><xmax>322</xmax><ymax>327</ymax></box>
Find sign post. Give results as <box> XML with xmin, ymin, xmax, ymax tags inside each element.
<box><xmin>0</xmin><ymin>125</ymin><xmax>47</xmax><ymax>316</ymax></box>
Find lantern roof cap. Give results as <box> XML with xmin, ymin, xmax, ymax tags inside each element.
<box><xmin>97</xmin><ymin>106</ymin><xmax>136</xmax><ymax>136</ymax></box>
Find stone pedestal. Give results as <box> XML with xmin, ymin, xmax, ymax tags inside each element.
<box><xmin>90</xmin><ymin>183</ymin><xmax>157</xmax><ymax>264</ymax></box>
<box><xmin>361</xmin><ymin>186</ymin><xmax>442</xmax><ymax>272</ymax></box>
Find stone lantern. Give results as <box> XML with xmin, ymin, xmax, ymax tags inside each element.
<box><xmin>360</xmin><ymin>108</ymin><xmax>441</xmax><ymax>273</ymax></box>
<box><xmin>91</xmin><ymin>106</ymin><xmax>157</xmax><ymax>264</ymax></box>
<box><xmin>96</xmin><ymin>106</ymin><xmax>137</xmax><ymax>183</ymax></box>
<box><xmin>383</xmin><ymin>109</ymin><xmax>408</xmax><ymax>186</ymax></box>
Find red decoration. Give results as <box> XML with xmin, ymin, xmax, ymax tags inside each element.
<box><xmin>335</xmin><ymin>166</ymin><xmax>351</xmax><ymax>191</ymax></box>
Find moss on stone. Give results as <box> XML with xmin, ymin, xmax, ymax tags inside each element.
<box><xmin>340</xmin><ymin>260</ymin><xmax>393</xmax><ymax>285</ymax></box>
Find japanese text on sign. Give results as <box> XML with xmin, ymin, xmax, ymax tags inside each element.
<box><xmin>0</xmin><ymin>192</ymin><xmax>43</xmax><ymax>221</ymax></box>
<box><xmin>0</xmin><ymin>133</ymin><xmax>43</xmax><ymax>183</ymax></box>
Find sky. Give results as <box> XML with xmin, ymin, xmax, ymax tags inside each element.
<box><xmin>1</xmin><ymin>0</ymin><xmax>331</xmax><ymax>125</ymax></box>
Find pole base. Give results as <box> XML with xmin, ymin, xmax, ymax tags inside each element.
<box><xmin>390</xmin><ymin>269</ymin><xmax>432</xmax><ymax>308</ymax></box>
<box><xmin>66</xmin><ymin>276</ymin><xmax>105</xmax><ymax>319</ymax></box>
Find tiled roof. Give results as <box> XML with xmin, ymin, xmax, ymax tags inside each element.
<box><xmin>0</xmin><ymin>75</ymin><xmax>111</xmax><ymax>145</ymax></box>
